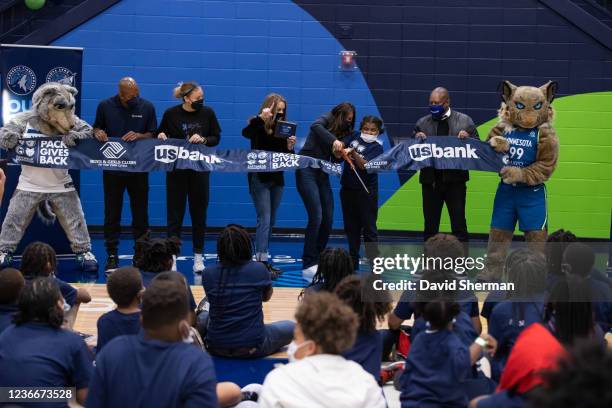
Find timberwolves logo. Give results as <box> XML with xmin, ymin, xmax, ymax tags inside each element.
<box><xmin>46</xmin><ymin>67</ymin><xmax>77</xmax><ymax>86</ymax></box>
<box><xmin>6</xmin><ymin>65</ymin><xmax>37</xmax><ymax>95</ymax></box>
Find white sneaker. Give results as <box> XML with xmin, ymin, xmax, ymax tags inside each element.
<box><xmin>193</xmin><ymin>253</ymin><xmax>205</xmax><ymax>274</ymax></box>
<box><xmin>171</xmin><ymin>255</ymin><xmax>177</xmax><ymax>271</ymax></box>
<box><xmin>302</xmin><ymin>264</ymin><xmax>318</xmax><ymax>283</ymax></box>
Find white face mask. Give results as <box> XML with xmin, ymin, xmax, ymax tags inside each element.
<box><xmin>180</xmin><ymin>321</ymin><xmax>193</xmax><ymax>344</ymax></box>
<box><xmin>287</xmin><ymin>340</ymin><xmax>312</xmax><ymax>363</ymax></box>
<box><xmin>360</xmin><ymin>132</ymin><xmax>378</xmax><ymax>143</ymax></box>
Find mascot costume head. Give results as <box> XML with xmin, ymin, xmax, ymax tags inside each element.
<box><xmin>482</xmin><ymin>81</ymin><xmax>560</xmax><ymax>282</ymax></box>
<box><xmin>0</xmin><ymin>82</ymin><xmax>97</xmax><ymax>273</ymax></box>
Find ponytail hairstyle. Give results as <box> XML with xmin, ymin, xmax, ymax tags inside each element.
<box><xmin>14</xmin><ymin>278</ymin><xmax>64</xmax><ymax>328</ymax></box>
<box><xmin>300</xmin><ymin>247</ymin><xmax>354</xmax><ymax>299</ymax></box>
<box><xmin>217</xmin><ymin>224</ymin><xmax>253</xmax><ymax>265</ymax></box>
<box><xmin>258</xmin><ymin>93</ymin><xmax>288</xmax><ymax>135</ymax></box>
<box><xmin>414</xmin><ymin>268</ymin><xmax>460</xmax><ymax>328</ymax></box>
<box><xmin>335</xmin><ymin>274</ymin><xmax>392</xmax><ymax>333</ymax></box>
<box><xmin>20</xmin><ymin>242</ymin><xmax>57</xmax><ymax>278</ymax></box>
<box><xmin>546</xmin><ymin>229</ymin><xmax>577</xmax><ymax>277</ymax></box>
<box><xmin>173</xmin><ymin>81</ymin><xmax>201</xmax><ymax>102</ymax></box>
<box><xmin>327</xmin><ymin>102</ymin><xmax>356</xmax><ymax>138</ymax></box>
<box><xmin>546</xmin><ymin>275</ymin><xmax>595</xmax><ymax>346</ymax></box>
<box><xmin>134</xmin><ymin>236</ymin><xmax>181</xmax><ymax>273</ymax></box>
<box><xmin>359</xmin><ymin>115</ymin><xmax>385</xmax><ymax>134</ymax></box>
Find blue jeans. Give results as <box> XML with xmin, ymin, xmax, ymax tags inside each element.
<box><xmin>252</xmin><ymin>320</ymin><xmax>295</xmax><ymax>358</ymax></box>
<box><xmin>296</xmin><ymin>168</ymin><xmax>334</xmax><ymax>269</ymax></box>
<box><xmin>249</xmin><ymin>174</ymin><xmax>283</xmax><ymax>261</ymax></box>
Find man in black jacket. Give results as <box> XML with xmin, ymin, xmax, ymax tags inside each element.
<box><xmin>413</xmin><ymin>87</ymin><xmax>479</xmax><ymax>242</ymax></box>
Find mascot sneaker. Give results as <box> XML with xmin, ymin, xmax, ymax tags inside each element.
<box><xmin>105</xmin><ymin>254</ymin><xmax>119</xmax><ymax>273</ymax></box>
<box><xmin>0</xmin><ymin>251</ymin><xmax>13</xmax><ymax>268</ymax></box>
<box><xmin>302</xmin><ymin>264</ymin><xmax>318</xmax><ymax>283</ymax></box>
<box><xmin>76</xmin><ymin>251</ymin><xmax>99</xmax><ymax>274</ymax></box>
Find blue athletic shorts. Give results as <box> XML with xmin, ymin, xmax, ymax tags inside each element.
<box><xmin>490</xmin><ymin>182</ymin><xmax>547</xmax><ymax>232</ymax></box>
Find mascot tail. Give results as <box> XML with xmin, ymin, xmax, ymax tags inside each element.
<box><xmin>36</xmin><ymin>200</ymin><xmax>57</xmax><ymax>225</ymax></box>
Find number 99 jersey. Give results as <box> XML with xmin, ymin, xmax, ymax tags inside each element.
<box><xmin>505</xmin><ymin>128</ymin><xmax>538</xmax><ymax>168</ymax></box>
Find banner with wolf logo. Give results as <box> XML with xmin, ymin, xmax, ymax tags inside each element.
<box><xmin>0</xmin><ymin>44</ymin><xmax>83</xmax><ymax>257</ymax></box>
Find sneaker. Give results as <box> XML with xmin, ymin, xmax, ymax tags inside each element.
<box><xmin>193</xmin><ymin>253</ymin><xmax>205</xmax><ymax>274</ymax></box>
<box><xmin>302</xmin><ymin>264</ymin><xmax>318</xmax><ymax>283</ymax></box>
<box><xmin>379</xmin><ymin>361</ymin><xmax>405</xmax><ymax>386</ymax></box>
<box><xmin>104</xmin><ymin>253</ymin><xmax>119</xmax><ymax>274</ymax></box>
<box><xmin>76</xmin><ymin>251</ymin><xmax>99</xmax><ymax>274</ymax></box>
<box><xmin>0</xmin><ymin>251</ymin><xmax>13</xmax><ymax>268</ymax></box>
<box><xmin>263</xmin><ymin>262</ymin><xmax>283</xmax><ymax>280</ymax></box>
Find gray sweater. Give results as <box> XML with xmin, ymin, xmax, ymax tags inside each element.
<box><xmin>412</xmin><ymin>109</ymin><xmax>479</xmax><ymax>184</ymax></box>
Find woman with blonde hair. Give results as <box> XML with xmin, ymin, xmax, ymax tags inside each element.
<box><xmin>157</xmin><ymin>81</ymin><xmax>221</xmax><ymax>275</ymax></box>
<box><xmin>242</xmin><ymin>93</ymin><xmax>296</xmax><ymax>277</ymax></box>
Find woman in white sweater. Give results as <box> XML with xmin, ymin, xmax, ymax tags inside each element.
<box><xmin>259</xmin><ymin>292</ymin><xmax>386</xmax><ymax>408</ymax></box>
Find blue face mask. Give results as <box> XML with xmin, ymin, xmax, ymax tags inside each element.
<box><xmin>429</xmin><ymin>104</ymin><xmax>446</xmax><ymax>119</ymax></box>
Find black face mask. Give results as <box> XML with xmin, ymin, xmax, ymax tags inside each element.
<box><xmin>125</xmin><ymin>96</ymin><xmax>139</xmax><ymax>109</ymax></box>
<box><xmin>274</xmin><ymin>112</ymin><xmax>285</xmax><ymax>122</ymax></box>
<box><xmin>342</xmin><ymin>121</ymin><xmax>352</xmax><ymax>131</ymax></box>
<box><xmin>191</xmin><ymin>99</ymin><xmax>204</xmax><ymax>111</ymax></box>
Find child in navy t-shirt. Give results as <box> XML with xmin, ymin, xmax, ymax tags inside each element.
<box><xmin>300</xmin><ymin>247</ymin><xmax>354</xmax><ymax>299</ymax></box>
<box><xmin>487</xmin><ymin>248</ymin><xmax>548</xmax><ymax>381</ymax></box>
<box><xmin>133</xmin><ymin>236</ymin><xmax>198</xmax><ymax>315</ymax></box>
<box><xmin>336</xmin><ymin>274</ymin><xmax>392</xmax><ymax>380</ymax></box>
<box><xmin>0</xmin><ymin>268</ymin><xmax>24</xmax><ymax>334</ymax></box>
<box><xmin>340</xmin><ymin>115</ymin><xmax>385</xmax><ymax>270</ymax></box>
<box><xmin>399</xmin><ymin>298</ymin><xmax>497</xmax><ymax>408</ymax></box>
<box><xmin>87</xmin><ymin>278</ymin><xmax>219</xmax><ymax>408</ymax></box>
<box><xmin>96</xmin><ymin>266</ymin><xmax>143</xmax><ymax>352</ymax></box>
<box><xmin>203</xmin><ymin>225</ymin><xmax>294</xmax><ymax>358</ymax></box>
<box><xmin>20</xmin><ymin>241</ymin><xmax>91</xmax><ymax>328</ymax></box>
<box><xmin>0</xmin><ymin>278</ymin><xmax>93</xmax><ymax>407</ymax></box>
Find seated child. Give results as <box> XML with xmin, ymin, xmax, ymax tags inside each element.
<box><xmin>545</xmin><ymin>275</ymin><xmax>605</xmax><ymax>346</ymax></box>
<box><xmin>0</xmin><ymin>268</ymin><xmax>24</xmax><ymax>334</ymax></box>
<box><xmin>470</xmin><ymin>323</ymin><xmax>565</xmax><ymax>408</ymax></box>
<box><xmin>20</xmin><ymin>241</ymin><xmax>91</xmax><ymax>328</ymax></box>
<box><xmin>96</xmin><ymin>266</ymin><xmax>143</xmax><ymax>352</ymax></box>
<box><xmin>562</xmin><ymin>242</ymin><xmax>611</xmax><ymax>332</ymax></box>
<box><xmin>87</xmin><ymin>278</ymin><xmax>218</xmax><ymax>408</ymax></box>
<box><xmin>339</xmin><ymin>115</ymin><xmax>385</xmax><ymax>270</ymax></box>
<box><xmin>527</xmin><ymin>338</ymin><xmax>609</xmax><ymax>408</ymax></box>
<box><xmin>134</xmin><ymin>236</ymin><xmax>198</xmax><ymax>320</ymax></box>
<box><xmin>399</xmin><ymin>298</ymin><xmax>497</xmax><ymax>408</ymax></box>
<box><xmin>0</xmin><ymin>278</ymin><xmax>92</xmax><ymax>405</ymax></box>
<box><xmin>203</xmin><ymin>225</ymin><xmax>294</xmax><ymax>358</ymax></box>
<box><xmin>300</xmin><ymin>247</ymin><xmax>354</xmax><ymax>299</ymax></box>
<box><xmin>260</xmin><ymin>292</ymin><xmax>386</xmax><ymax>408</ymax></box>
<box><xmin>336</xmin><ymin>274</ymin><xmax>392</xmax><ymax>380</ymax></box>
<box><xmin>488</xmin><ymin>248</ymin><xmax>547</xmax><ymax>380</ymax></box>
<box><xmin>386</xmin><ymin>234</ymin><xmax>481</xmax><ymax>358</ymax></box>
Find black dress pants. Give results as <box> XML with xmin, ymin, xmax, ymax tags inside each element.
<box><xmin>103</xmin><ymin>171</ymin><xmax>149</xmax><ymax>253</ymax></box>
<box><xmin>166</xmin><ymin>169</ymin><xmax>210</xmax><ymax>253</ymax></box>
<box><xmin>421</xmin><ymin>181</ymin><xmax>468</xmax><ymax>242</ymax></box>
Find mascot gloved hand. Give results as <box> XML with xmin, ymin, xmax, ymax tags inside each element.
<box><xmin>480</xmin><ymin>80</ymin><xmax>559</xmax><ymax>282</ymax></box>
<box><xmin>0</xmin><ymin>82</ymin><xmax>98</xmax><ymax>274</ymax></box>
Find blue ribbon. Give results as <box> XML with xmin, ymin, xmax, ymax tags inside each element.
<box><xmin>6</xmin><ymin>136</ymin><xmax>505</xmax><ymax>175</ymax></box>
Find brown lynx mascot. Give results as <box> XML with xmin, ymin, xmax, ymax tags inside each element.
<box><xmin>481</xmin><ymin>81</ymin><xmax>559</xmax><ymax>281</ymax></box>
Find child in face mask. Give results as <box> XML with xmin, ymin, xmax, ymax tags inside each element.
<box><xmin>260</xmin><ymin>292</ymin><xmax>386</xmax><ymax>408</ymax></box>
<box><xmin>339</xmin><ymin>116</ymin><xmax>385</xmax><ymax>270</ymax></box>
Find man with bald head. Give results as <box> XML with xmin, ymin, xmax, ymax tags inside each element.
<box><xmin>413</xmin><ymin>87</ymin><xmax>479</xmax><ymax>243</ymax></box>
<box><xmin>93</xmin><ymin>77</ymin><xmax>157</xmax><ymax>272</ymax></box>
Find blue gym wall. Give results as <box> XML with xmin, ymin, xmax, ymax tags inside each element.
<box><xmin>51</xmin><ymin>0</ymin><xmax>612</xmax><ymax>232</ymax></box>
<box><xmin>52</xmin><ymin>0</ymin><xmax>397</xmax><ymax>230</ymax></box>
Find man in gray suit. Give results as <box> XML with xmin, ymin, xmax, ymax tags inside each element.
<box><xmin>413</xmin><ymin>87</ymin><xmax>479</xmax><ymax>242</ymax></box>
